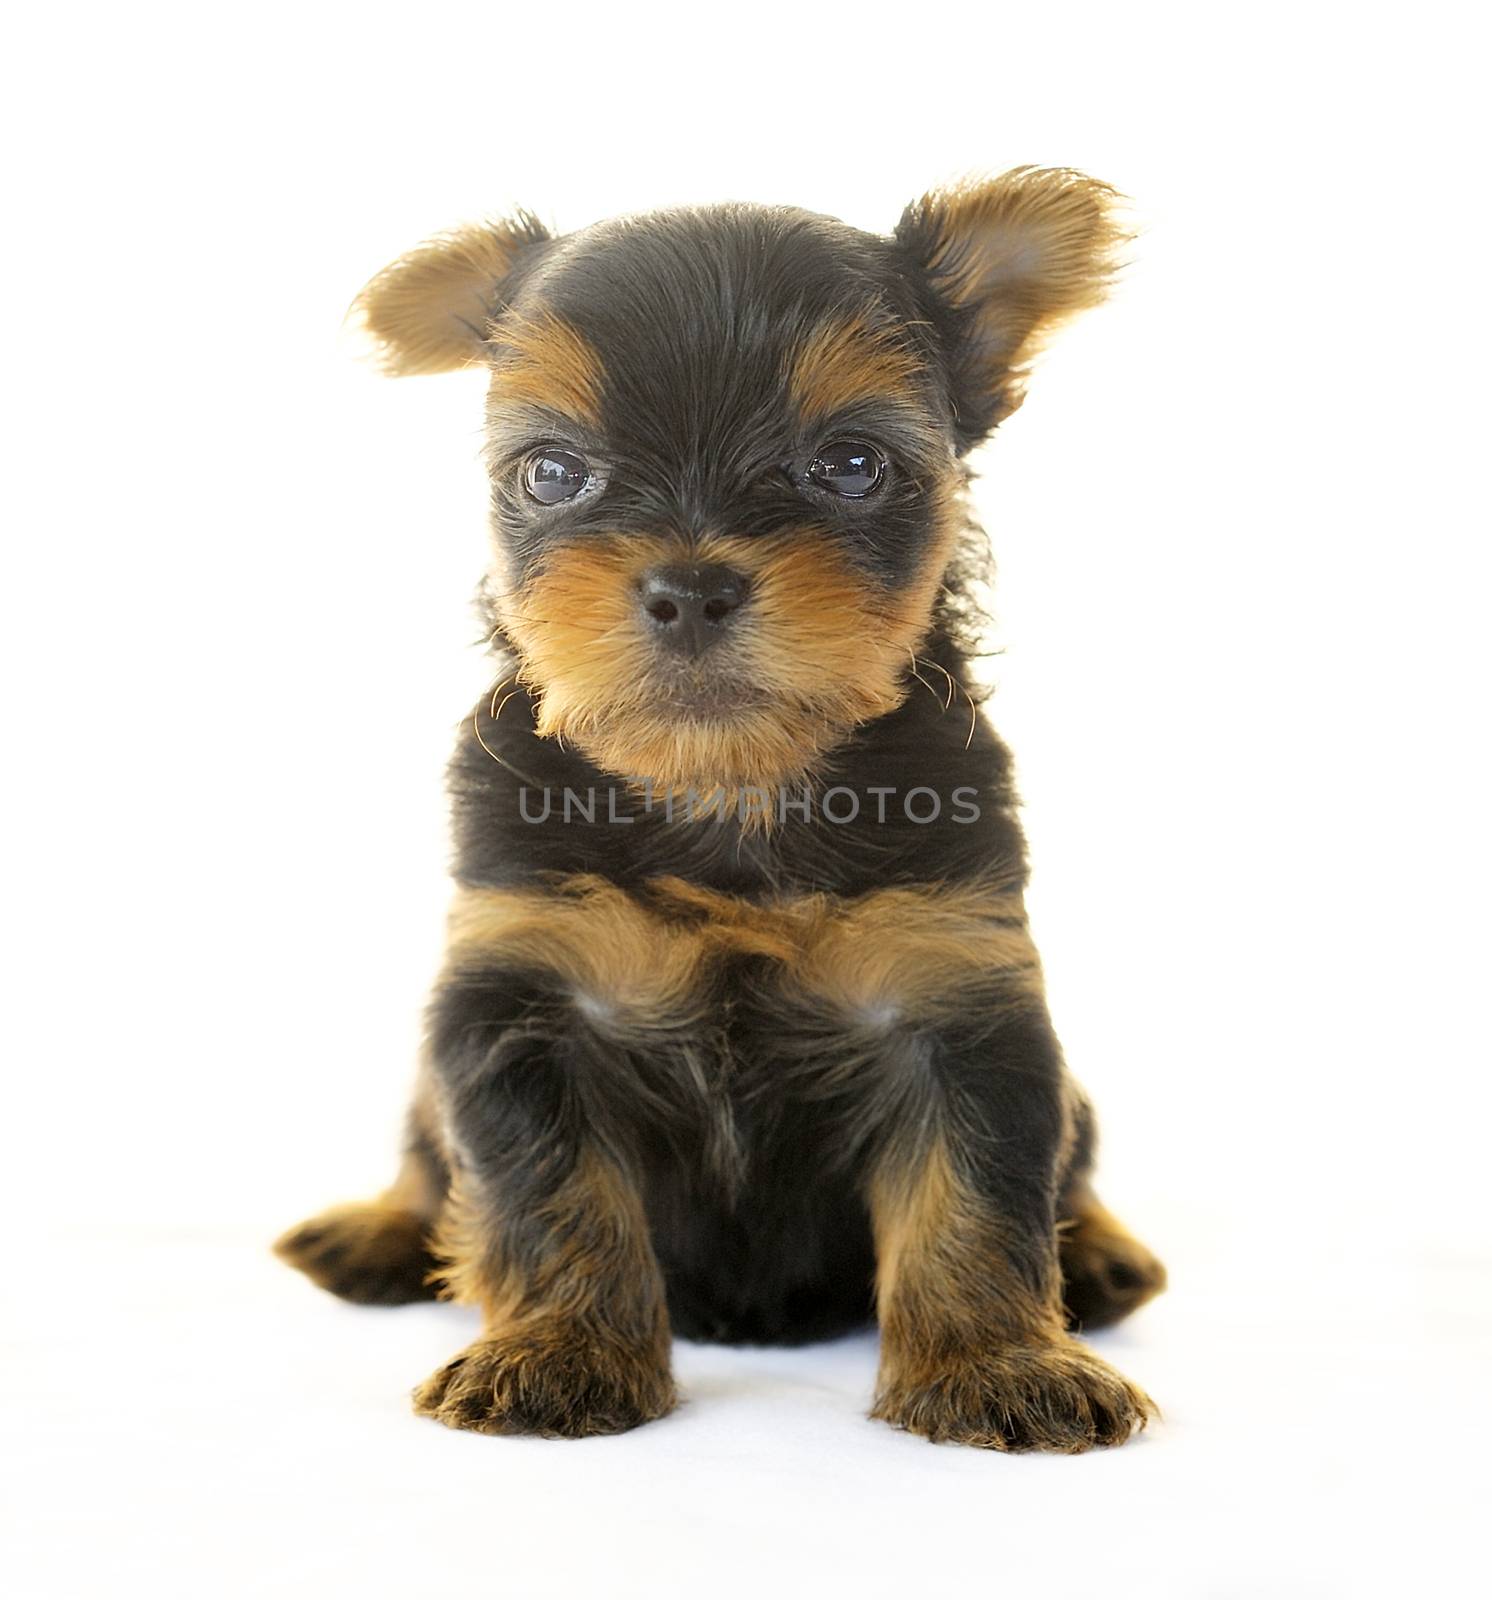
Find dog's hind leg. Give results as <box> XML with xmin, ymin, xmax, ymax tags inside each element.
<box><xmin>275</xmin><ymin>1082</ymin><xmax>450</xmax><ymax>1306</ymax></box>
<box><xmin>1054</xmin><ymin>1086</ymin><xmax>1166</xmax><ymax>1331</ymax></box>
<box><xmin>1058</xmin><ymin>1179</ymin><xmax>1166</xmax><ymax>1331</ymax></box>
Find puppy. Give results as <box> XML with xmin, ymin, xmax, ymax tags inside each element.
<box><xmin>276</xmin><ymin>168</ymin><xmax>1166</xmax><ymax>1450</ymax></box>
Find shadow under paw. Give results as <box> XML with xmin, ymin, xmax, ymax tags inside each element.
<box><xmin>872</xmin><ymin>1335</ymin><xmax>1155</xmax><ymax>1453</ymax></box>
<box><xmin>413</xmin><ymin>1324</ymin><xmax>676</xmax><ymax>1439</ymax></box>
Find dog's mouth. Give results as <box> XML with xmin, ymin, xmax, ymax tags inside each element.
<box><xmin>651</xmin><ymin>661</ymin><xmax>768</xmax><ymax>720</ymax></box>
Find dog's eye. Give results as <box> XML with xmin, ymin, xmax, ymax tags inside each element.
<box><xmin>805</xmin><ymin>440</ymin><xmax>885</xmax><ymax>499</ymax></box>
<box><xmin>523</xmin><ymin>448</ymin><xmax>591</xmax><ymax>505</ymax></box>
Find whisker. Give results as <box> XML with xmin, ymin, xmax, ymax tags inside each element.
<box><xmin>471</xmin><ymin>705</ymin><xmax>546</xmax><ymax>787</ymax></box>
<box><xmin>488</xmin><ymin>675</ymin><xmax>515</xmax><ymax>719</ymax></box>
<box><xmin>916</xmin><ymin>654</ymin><xmax>958</xmax><ymax>712</ymax></box>
<box><xmin>907</xmin><ymin>659</ymin><xmax>941</xmax><ymax>704</ymax></box>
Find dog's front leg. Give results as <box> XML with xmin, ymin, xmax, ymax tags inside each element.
<box><xmin>777</xmin><ymin>884</ymin><xmax>1155</xmax><ymax>1450</ymax></box>
<box><xmin>866</xmin><ymin>1009</ymin><xmax>1154</xmax><ymax>1453</ymax></box>
<box><xmin>413</xmin><ymin>928</ymin><xmax>681</xmax><ymax>1440</ymax></box>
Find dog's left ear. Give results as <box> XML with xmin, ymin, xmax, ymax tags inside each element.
<box><xmin>894</xmin><ymin>168</ymin><xmax>1129</xmax><ymax>448</ymax></box>
<box><xmin>351</xmin><ymin>212</ymin><xmax>553</xmax><ymax>376</ymax></box>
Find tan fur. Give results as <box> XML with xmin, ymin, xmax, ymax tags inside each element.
<box><xmin>789</xmin><ymin>880</ymin><xmax>1045</xmax><ymax>1018</ymax></box>
<box><xmin>871</xmin><ymin>1132</ymin><xmax>1058</xmax><ymax>1348</ymax></box>
<box><xmin>432</xmin><ymin>1149</ymin><xmax>666</xmax><ymax>1332</ymax></box>
<box><xmin>352</xmin><ymin>217</ymin><xmax>544</xmax><ymax>376</ymax></box>
<box><xmin>485</xmin><ymin>310</ymin><xmax>604</xmax><ymax>427</ymax></box>
<box><xmin>787</xmin><ymin>312</ymin><xmax>924</xmax><ymax>423</ymax></box>
<box><xmin>446</xmin><ymin>874</ymin><xmax>711</xmax><ymax>1021</ymax></box>
<box><xmin>645</xmin><ymin>876</ymin><xmax>810</xmax><ymax>963</ymax></box>
<box><xmin>447</xmin><ymin>872</ymin><xmax>1043</xmax><ymax>1021</ymax></box>
<box><xmin>907</xmin><ymin>167</ymin><xmax>1129</xmax><ymax>420</ymax></box>
<box><xmin>496</xmin><ymin>500</ymin><xmax>961</xmax><ymax>802</ymax></box>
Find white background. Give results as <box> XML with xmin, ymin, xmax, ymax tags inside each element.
<box><xmin>4</xmin><ymin>3</ymin><xmax>1489</xmax><ymax>1595</ymax></box>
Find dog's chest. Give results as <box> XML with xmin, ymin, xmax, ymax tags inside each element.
<box><xmin>446</xmin><ymin>870</ymin><xmax>1041</xmax><ymax>1063</ymax></box>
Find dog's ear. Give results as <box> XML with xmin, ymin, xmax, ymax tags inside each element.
<box><xmin>894</xmin><ymin>168</ymin><xmax>1128</xmax><ymax>446</ymax></box>
<box><xmin>352</xmin><ymin>213</ymin><xmax>553</xmax><ymax>375</ymax></box>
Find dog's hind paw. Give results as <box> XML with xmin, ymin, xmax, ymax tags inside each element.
<box><xmin>274</xmin><ymin>1203</ymin><xmax>441</xmax><ymax>1306</ymax></box>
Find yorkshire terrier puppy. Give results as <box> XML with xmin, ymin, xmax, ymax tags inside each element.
<box><xmin>276</xmin><ymin>168</ymin><xmax>1166</xmax><ymax>1451</ymax></box>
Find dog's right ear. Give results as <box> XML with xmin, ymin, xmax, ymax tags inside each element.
<box><xmin>351</xmin><ymin>213</ymin><xmax>552</xmax><ymax>375</ymax></box>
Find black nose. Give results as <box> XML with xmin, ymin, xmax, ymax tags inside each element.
<box><xmin>639</xmin><ymin>563</ymin><xmax>750</xmax><ymax>655</ymax></box>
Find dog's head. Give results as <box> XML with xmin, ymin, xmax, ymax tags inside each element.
<box><xmin>356</xmin><ymin>170</ymin><xmax>1125</xmax><ymax>798</ymax></box>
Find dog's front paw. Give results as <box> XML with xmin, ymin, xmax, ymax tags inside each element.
<box><xmin>413</xmin><ymin>1323</ymin><xmax>676</xmax><ymax>1438</ymax></box>
<box><xmin>872</xmin><ymin>1335</ymin><xmax>1154</xmax><ymax>1453</ymax></box>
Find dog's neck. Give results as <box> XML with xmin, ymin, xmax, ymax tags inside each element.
<box><xmin>448</xmin><ymin>628</ymin><xmax>1027</xmax><ymax>900</ymax></box>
